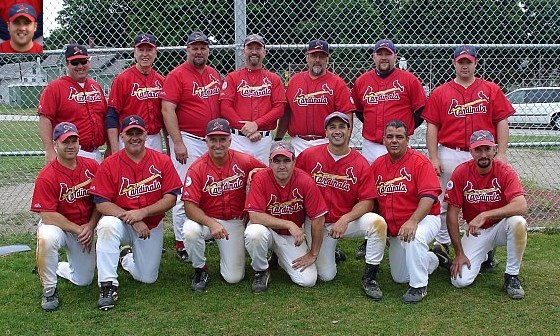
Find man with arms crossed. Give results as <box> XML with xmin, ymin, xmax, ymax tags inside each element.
<box><xmin>91</xmin><ymin>115</ymin><xmax>182</xmax><ymax>310</ymax></box>
<box><xmin>445</xmin><ymin>130</ymin><xmax>528</xmax><ymax>299</ymax></box>
<box><xmin>161</xmin><ymin>31</ymin><xmax>222</xmax><ymax>262</ymax></box>
<box><xmin>296</xmin><ymin>112</ymin><xmax>387</xmax><ymax>300</ymax></box>
<box><xmin>244</xmin><ymin>141</ymin><xmax>327</xmax><ymax>292</ymax></box>
<box><xmin>31</xmin><ymin>122</ymin><xmax>100</xmax><ymax>311</ymax></box>
<box><xmin>182</xmin><ymin>118</ymin><xmax>266</xmax><ymax>291</ymax></box>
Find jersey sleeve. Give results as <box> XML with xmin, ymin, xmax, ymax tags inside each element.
<box><xmin>409</xmin><ymin>75</ymin><xmax>427</xmax><ymax>111</ymax></box>
<box><xmin>107</xmin><ymin>74</ymin><xmax>123</xmax><ymax>111</ymax></box>
<box><xmin>421</xmin><ymin>87</ymin><xmax>443</xmax><ymax>127</ymax></box>
<box><xmin>244</xmin><ymin>170</ymin><xmax>268</xmax><ymax>213</ymax></box>
<box><xmin>219</xmin><ymin>73</ymin><xmax>237</xmax><ymax>102</ymax></box>
<box><xmin>37</xmin><ymin>83</ymin><xmax>59</xmax><ymax>120</ymax></box>
<box><xmin>357</xmin><ymin>163</ymin><xmax>377</xmax><ymax>201</ymax></box>
<box><xmin>160</xmin><ymin>69</ymin><xmax>183</xmax><ymax>105</ymax></box>
<box><xmin>181</xmin><ymin>162</ymin><xmax>203</xmax><ymax>204</ymax></box>
<box><xmin>415</xmin><ymin>158</ymin><xmax>441</xmax><ymax>198</ymax></box>
<box><xmin>161</xmin><ymin>155</ymin><xmax>183</xmax><ymax>194</ymax></box>
<box><xmin>334</xmin><ymin>78</ymin><xmax>355</xmax><ymax>113</ymax></box>
<box><xmin>351</xmin><ymin>77</ymin><xmax>364</xmax><ymax>113</ymax></box>
<box><xmin>502</xmin><ymin>165</ymin><xmax>525</xmax><ymax>202</ymax></box>
<box><xmin>490</xmin><ymin>83</ymin><xmax>515</xmax><ymax>123</ymax></box>
<box><xmin>89</xmin><ymin>162</ymin><xmax>117</xmax><ymax>201</ymax></box>
<box><xmin>303</xmin><ymin>176</ymin><xmax>328</xmax><ymax>219</ymax></box>
<box><xmin>30</xmin><ymin>175</ymin><xmax>59</xmax><ymax>213</ymax></box>
<box><xmin>443</xmin><ymin>165</ymin><xmax>465</xmax><ymax>209</ymax></box>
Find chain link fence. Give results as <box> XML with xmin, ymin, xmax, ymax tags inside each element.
<box><xmin>1</xmin><ymin>0</ymin><xmax>559</xmax><ymax>235</ymax></box>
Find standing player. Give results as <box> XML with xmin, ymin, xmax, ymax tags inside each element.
<box><xmin>352</xmin><ymin>38</ymin><xmax>426</xmax><ymax>164</ymax></box>
<box><xmin>444</xmin><ymin>130</ymin><xmax>528</xmax><ymax>299</ymax></box>
<box><xmin>423</xmin><ymin>45</ymin><xmax>514</xmax><ymax>269</ymax></box>
<box><xmin>352</xmin><ymin>38</ymin><xmax>426</xmax><ymax>259</ymax></box>
<box><xmin>296</xmin><ymin>112</ymin><xmax>387</xmax><ymax>300</ymax></box>
<box><xmin>0</xmin><ymin>3</ymin><xmax>42</xmax><ymax>53</ymax></box>
<box><xmin>276</xmin><ymin>39</ymin><xmax>354</xmax><ymax>155</ymax></box>
<box><xmin>220</xmin><ymin>34</ymin><xmax>287</xmax><ymax>164</ymax></box>
<box><xmin>106</xmin><ymin>33</ymin><xmax>165</xmax><ymax>153</ymax></box>
<box><xmin>182</xmin><ymin>119</ymin><xmax>266</xmax><ymax>291</ymax></box>
<box><xmin>91</xmin><ymin>115</ymin><xmax>182</xmax><ymax>310</ymax></box>
<box><xmin>244</xmin><ymin>141</ymin><xmax>328</xmax><ymax>292</ymax></box>
<box><xmin>31</xmin><ymin>122</ymin><xmax>100</xmax><ymax>311</ymax></box>
<box><xmin>371</xmin><ymin>120</ymin><xmax>441</xmax><ymax>303</ymax></box>
<box><xmin>38</xmin><ymin>44</ymin><xmax>107</xmax><ymax>163</ymax></box>
<box><xmin>160</xmin><ymin>31</ymin><xmax>222</xmax><ymax>262</ymax></box>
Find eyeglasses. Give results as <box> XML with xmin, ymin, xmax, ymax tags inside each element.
<box><xmin>68</xmin><ymin>59</ymin><xmax>89</xmax><ymax>66</ymax></box>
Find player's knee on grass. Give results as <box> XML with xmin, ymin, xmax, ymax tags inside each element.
<box><xmin>183</xmin><ymin>219</ymin><xmax>202</xmax><ymax>242</ymax></box>
<box><xmin>451</xmin><ymin>275</ymin><xmax>475</xmax><ymax>288</ymax></box>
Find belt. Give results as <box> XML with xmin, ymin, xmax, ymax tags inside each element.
<box><xmin>454</xmin><ymin>146</ymin><xmax>470</xmax><ymax>152</ymax></box>
<box><xmin>231</xmin><ymin>129</ymin><xmax>271</xmax><ymax>137</ymax></box>
<box><xmin>297</xmin><ymin>135</ymin><xmax>324</xmax><ymax>141</ymax></box>
<box><xmin>184</xmin><ymin>132</ymin><xmax>205</xmax><ymax>141</ymax></box>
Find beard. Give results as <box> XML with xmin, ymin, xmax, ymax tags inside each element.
<box><xmin>476</xmin><ymin>158</ymin><xmax>491</xmax><ymax>169</ymax></box>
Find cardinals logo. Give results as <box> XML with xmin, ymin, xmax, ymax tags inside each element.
<box><xmin>193</xmin><ymin>74</ymin><xmax>220</xmax><ymax>98</ymax></box>
<box><xmin>267</xmin><ymin>189</ymin><xmax>304</xmax><ymax>215</ymax></box>
<box><xmin>202</xmin><ymin>164</ymin><xmax>246</xmax><ymax>196</ymax></box>
<box><xmin>237</xmin><ymin>78</ymin><xmax>272</xmax><ymax>98</ymax></box>
<box><xmin>463</xmin><ymin>178</ymin><xmax>502</xmax><ymax>203</ymax></box>
<box><xmin>59</xmin><ymin>169</ymin><xmax>94</xmax><ymax>203</ymax></box>
<box><xmin>376</xmin><ymin>167</ymin><xmax>411</xmax><ymax>196</ymax></box>
<box><xmin>363</xmin><ymin>80</ymin><xmax>404</xmax><ymax>104</ymax></box>
<box><xmin>119</xmin><ymin>165</ymin><xmax>162</xmax><ymax>199</ymax></box>
<box><xmin>72</xmin><ymin>46</ymin><xmax>82</xmax><ymax>55</ymax></box>
<box><xmin>292</xmin><ymin>83</ymin><xmax>332</xmax><ymax>106</ymax></box>
<box><xmin>311</xmin><ymin>163</ymin><xmax>356</xmax><ymax>191</ymax></box>
<box><xmin>131</xmin><ymin>80</ymin><xmax>162</xmax><ymax>100</ymax></box>
<box><xmin>448</xmin><ymin>91</ymin><xmax>489</xmax><ymax>117</ymax></box>
<box><xmin>67</xmin><ymin>85</ymin><xmax>102</xmax><ymax>104</ymax></box>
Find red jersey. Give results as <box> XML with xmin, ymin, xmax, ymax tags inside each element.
<box><xmin>90</xmin><ymin>148</ymin><xmax>182</xmax><ymax>229</ymax></box>
<box><xmin>0</xmin><ymin>40</ymin><xmax>42</xmax><ymax>53</ymax></box>
<box><xmin>444</xmin><ymin>159</ymin><xmax>525</xmax><ymax>229</ymax></box>
<box><xmin>296</xmin><ymin>144</ymin><xmax>375</xmax><ymax>223</ymax></box>
<box><xmin>219</xmin><ymin>67</ymin><xmax>287</xmax><ymax>131</ymax></box>
<box><xmin>182</xmin><ymin>149</ymin><xmax>266</xmax><ymax>220</ymax></box>
<box><xmin>245</xmin><ymin>167</ymin><xmax>328</xmax><ymax>235</ymax></box>
<box><xmin>352</xmin><ymin>68</ymin><xmax>426</xmax><ymax>143</ymax></box>
<box><xmin>38</xmin><ymin>76</ymin><xmax>107</xmax><ymax>151</ymax></box>
<box><xmin>0</xmin><ymin>0</ymin><xmax>42</xmax><ymax>22</ymax></box>
<box><xmin>422</xmin><ymin>78</ymin><xmax>514</xmax><ymax>150</ymax></box>
<box><xmin>31</xmin><ymin>157</ymin><xmax>98</xmax><ymax>226</ymax></box>
<box><xmin>108</xmin><ymin>66</ymin><xmax>164</xmax><ymax>135</ymax></box>
<box><xmin>371</xmin><ymin>148</ymin><xmax>441</xmax><ymax>237</ymax></box>
<box><xmin>285</xmin><ymin>71</ymin><xmax>354</xmax><ymax>137</ymax></box>
<box><xmin>160</xmin><ymin>63</ymin><xmax>221</xmax><ymax>138</ymax></box>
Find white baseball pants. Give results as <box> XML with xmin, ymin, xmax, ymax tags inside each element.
<box><xmin>451</xmin><ymin>216</ymin><xmax>527</xmax><ymax>288</ymax></box>
<box><xmin>119</xmin><ymin>133</ymin><xmax>163</xmax><ymax>152</ymax></box>
<box><xmin>361</xmin><ymin>138</ymin><xmax>388</xmax><ymax>164</ymax></box>
<box><xmin>388</xmin><ymin>214</ymin><xmax>440</xmax><ymax>288</ymax></box>
<box><xmin>169</xmin><ymin>132</ymin><xmax>208</xmax><ymax>242</ymax></box>
<box><xmin>36</xmin><ymin>222</ymin><xmax>96</xmax><ymax>289</ymax></box>
<box><xmin>291</xmin><ymin>136</ymin><xmax>328</xmax><ymax>156</ymax></box>
<box><xmin>183</xmin><ymin>218</ymin><xmax>246</xmax><ymax>283</ymax></box>
<box><xmin>230</xmin><ymin>133</ymin><xmax>272</xmax><ymax>165</ymax></box>
<box><xmin>96</xmin><ymin>216</ymin><xmax>164</xmax><ymax>286</ymax></box>
<box><xmin>304</xmin><ymin>213</ymin><xmax>387</xmax><ymax>281</ymax></box>
<box><xmin>244</xmin><ymin>223</ymin><xmax>317</xmax><ymax>287</ymax></box>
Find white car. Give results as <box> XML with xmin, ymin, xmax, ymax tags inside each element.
<box><xmin>506</xmin><ymin>87</ymin><xmax>560</xmax><ymax>130</ymax></box>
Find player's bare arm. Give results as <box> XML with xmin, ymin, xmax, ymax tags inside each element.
<box><xmin>447</xmin><ymin>205</ymin><xmax>470</xmax><ymax>279</ymax></box>
<box><xmin>161</xmin><ymin>100</ymin><xmax>188</xmax><ymax>164</ymax></box>
<box><xmin>466</xmin><ymin>195</ymin><xmax>527</xmax><ymax>237</ymax></box>
<box><xmin>292</xmin><ymin>216</ymin><xmax>325</xmax><ymax>271</ymax></box>
<box><xmin>426</xmin><ymin>122</ymin><xmax>442</xmax><ymax>175</ymax></box>
<box><xmin>77</xmin><ymin>209</ymin><xmax>101</xmax><ymax>252</ymax></box>
<box><xmin>106</xmin><ymin>128</ymin><xmax>120</xmax><ymax>155</ymax></box>
<box><xmin>39</xmin><ymin>212</ymin><xmax>82</xmax><ymax>236</ymax></box>
<box><xmin>494</xmin><ymin>118</ymin><xmax>509</xmax><ymax>163</ymax></box>
<box><xmin>123</xmin><ymin>193</ymin><xmax>178</xmax><ymax>224</ymax></box>
<box><xmin>240</xmin><ymin>121</ymin><xmax>259</xmax><ymax>136</ymax></box>
<box><xmin>249</xmin><ymin>211</ymin><xmax>304</xmax><ymax>245</ymax></box>
<box><xmin>330</xmin><ymin>199</ymin><xmax>374</xmax><ymax>239</ymax></box>
<box><xmin>38</xmin><ymin>116</ymin><xmax>56</xmax><ymax>163</ymax></box>
<box><xmin>132</xmin><ymin>220</ymin><xmax>151</xmax><ymax>239</ymax></box>
<box><xmin>275</xmin><ymin>107</ymin><xmax>291</xmax><ymax>139</ymax></box>
<box><xmin>398</xmin><ymin>196</ymin><xmax>435</xmax><ymax>242</ymax></box>
<box><xmin>185</xmin><ymin>201</ymin><xmax>229</xmax><ymax>240</ymax></box>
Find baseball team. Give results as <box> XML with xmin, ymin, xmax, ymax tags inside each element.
<box><xmin>30</xmin><ymin>32</ymin><xmax>529</xmax><ymax>311</ymax></box>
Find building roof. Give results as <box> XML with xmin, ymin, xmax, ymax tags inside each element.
<box><xmin>0</xmin><ymin>62</ymin><xmax>41</xmax><ymax>80</ymax></box>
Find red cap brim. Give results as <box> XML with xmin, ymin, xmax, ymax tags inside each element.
<box><xmin>270</xmin><ymin>150</ymin><xmax>293</xmax><ymax>159</ymax></box>
<box><xmin>206</xmin><ymin>131</ymin><xmax>230</xmax><ymax>136</ymax></box>
<box><xmin>135</xmin><ymin>42</ymin><xmax>157</xmax><ymax>48</ymax></box>
<box><xmin>9</xmin><ymin>14</ymin><xmax>35</xmax><ymax>22</ymax></box>
<box><xmin>470</xmin><ymin>140</ymin><xmax>495</xmax><ymax>149</ymax></box>
<box><xmin>455</xmin><ymin>55</ymin><xmax>476</xmax><ymax>62</ymax></box>
<box><xmin>67</xmin><ymin>55</ymin><xmax>89</xmax><ymax>61</ymax></box>
<box><xmin>57</xmin><ymin>132</ymin><xmax>79</xmax><ymax>142</ymax></box>
<box><xmin>122</xmin><ymin>125</ymin><xmax>146</xmax><ymax>133</ymax></box>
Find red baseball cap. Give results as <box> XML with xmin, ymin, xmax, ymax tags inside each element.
<box><xmin>53</xmin><ymin>122</ymin><xmax>79</xmax><ymax>142</ymax></box>
<box><xmin>470</xmin><ymin>130</ymin><xmax>495</xmax><ymax>149</ymax></box>
<box><xmin>121</xmin><ymin>115</ymin><xmax>146</xmax><ymax>133</ymax></box>
<box><xmin>8</xmin><ymin>3</ymin><xmax>36</xmax><ymax>22</ymax></box>
<box><xmin>269</xmin><ymin>141</ymin><xmax>295</xmax><ymax>159</ymax></box>
<box><xmin>206</xmin><ymin>118</ymin><xmax>231</xmax><ymax>136</ymax></box>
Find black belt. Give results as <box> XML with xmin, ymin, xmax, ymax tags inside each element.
<box><xmin>231</xmin><ymin>129</ymin><xmax>271</xmax><ymax>137</ymax></box>
<box><xmin>298</xmin><ymin>135</ymin><xmax>324</xmax><ymax>141</ymax></box>
<box><xmin>185</xmin><ymin>133</ymin><xmax>205</xmax><ymax>141</ymax></box>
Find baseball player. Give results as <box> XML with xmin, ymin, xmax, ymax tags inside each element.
<box><xmin>423</xmin><ymin>44</ymin><xmax>514</xmax><ymax>269</ymax></box>
<box><xmin>106</xmin><ymin>33</ymin><xmax>165</xmax><ymax>153</ymax></box>
<box><xmin>352</xmin><ymin>38</ymin><xmax>426</xmax><ymax>259</ymax></box>
<box><xmin>91</xmin><ymin>115</ymin><xmax>182</xmax><ymax>310</ymax></box>
<box><xmin>219</xmin><ymin>34</ymin><xmax>287</xmax><ymax>164</ymax></box>
<box><xmin>371</xmin><ymin>120</ymin><xmax>441</xmax><ymax>303</ymax></box>
<box><xmin>31</xmin><ymin>122</ymin><xmax>100</xmax><ymax>311</ymax></box>
<box><xmin>0</xmin><ymin>3</ymin><xmax>42</xmax><ymax>53</ymax></box>
<box><xmin>38</xmin><ymin>44</ymin><xmax>108</xmax><ymax>163</ymax></box>
<box><xmin>244</xmin><ymin>141</ymin><xmax>328</xmax><ymax>292</ymax></box>
<box><xmin>444</xmin><ymin>130</ymin><xmax>528</xmax><ymax>299</ymax></box>
<box><xmin>296</xmin><ymin>112</ymin><xmax>387</xmax><ymax>300</ymax></box>
<box><xmin>160</xmin><ymin>31</ymin><xmax>222</xmax><ymax>262</ymax></box>
<box><xmin>182</xmin><ymin>118</ymin><xmax>266</xmax><ymax>291</ymax></box>
<box><xmin>276</xmin><ymin>39</ymin><xmax>355</xmax><ymax>155</ymax></box>
<box><xmin>0</xmin><ymin>0</ymin><xmax>43</xmax><ymax>44</ymax></box>
<box><xmin>352</xmin><ymin>38</ymin><xmax>426</xmax><ymax>164</ymax></box>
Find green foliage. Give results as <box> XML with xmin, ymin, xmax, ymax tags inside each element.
<box><xmin>0</xmin><ymin>233</ymin><xmax>559</xmax><ymax>335</ymax></box>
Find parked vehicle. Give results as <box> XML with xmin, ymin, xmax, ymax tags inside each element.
<box><xmin>507</xmin><ymin>87</ymin><xmax>560</xmax><ymax>130</ymax></box>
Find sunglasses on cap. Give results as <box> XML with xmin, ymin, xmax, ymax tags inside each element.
<box><xmin>68</xmin><ymin>59</ymin><xmax>89</xmax><ymax>66</ymax></box>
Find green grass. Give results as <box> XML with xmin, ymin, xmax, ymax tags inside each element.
<box><xmin>0</xmin><ymin>121</ymin><xmax>42</xmax><ymax>152</ymax></box>
<box><xmin>0</xmin><ymin>232</ymin><xmax>559</xmax><ymax>335</ymax></box>
<box><xmin>0</xmin><ymin>105</ymin><xmax>37</xmax><ymax>116</ymax></box>
<box><xmin>0</xmin><ymin>156</ymin><xmax>44</xmax><ymax>187</ymax></box>
<box><xmin>510</xmin><ymin>134</ymin><xmax>560</xmax><ymax>144</ymax></box>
